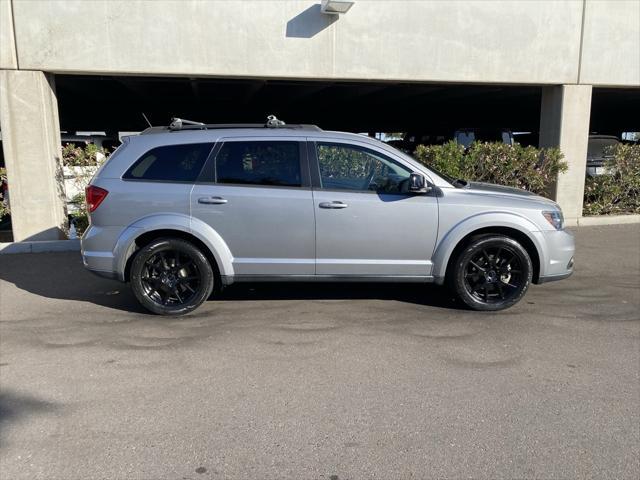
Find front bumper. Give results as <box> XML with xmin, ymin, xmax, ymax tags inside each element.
<box><xmin>537</xmin><ymin>269</ymin><xmax>574</xmax><ymax>284</ymax></box>
<box><xmin>534</xmin><ymin>228</ymin><xmax>575</xmax><ymax>284</ymax></box>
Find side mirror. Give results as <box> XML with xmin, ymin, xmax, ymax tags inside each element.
<box><xmin>408</xmin><ymin>172</ymin><xmax>430</xmax><ymax>193</ymax></box>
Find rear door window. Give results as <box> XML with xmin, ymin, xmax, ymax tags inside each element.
<box><xmin>124</xmin><ymin>143</ymin><xmax>213</xmax><ymax>182</ymax></box>
<box><xmin>215</xmin><ymin>141</ymin><xmax>302</xmax><ymax>187</ymax></box>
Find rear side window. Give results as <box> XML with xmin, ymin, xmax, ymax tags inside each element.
<box><xmin>215</xmin><ymin>141</ymin><xmax>301</xmax><ymax>187</ymax></box>
<box><xmin>124</xmin><ymin>143</ymin><xmax>213</xmax><ymax>182</ymax></box>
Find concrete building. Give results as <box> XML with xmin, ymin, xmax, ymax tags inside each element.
<box><xmin>1</xmin><ymin>0</ymin><xmax>639</xmax><ymax>241</ymax></box>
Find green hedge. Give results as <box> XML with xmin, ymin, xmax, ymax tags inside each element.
<box><xmin>0</xmin><ymin>167</ymin><xmax>8</xmax><ymax>218</ymax></box>
<box><xmin>583</xmin><ymin>143</ymin><xmax>640</xmax><ymax>216</ymax></box>
<box><xmin>413</xmin><ymin>141</ymin><xmax>566</xmax><ymax>196</ymax></box>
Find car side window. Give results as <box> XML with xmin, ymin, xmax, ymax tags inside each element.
<box><xmin>124</xmin><ymin>143</ymin><xmax>213</xmax><ymax>182</ymax></box>
<box><xmin>316</xmin><ymin>143</ymin><xmax>412</xmax><ymax>194</ymax></box>
<box><xmin>215</xmin><ymin>141</ymin><xmax>301</xmax><ymax>187</ymax></box>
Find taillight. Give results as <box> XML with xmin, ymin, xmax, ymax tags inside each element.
<box><xmin>85</xmin><ymin>185</ymin><xmax>108</xmax><ymax>213</ymax></box>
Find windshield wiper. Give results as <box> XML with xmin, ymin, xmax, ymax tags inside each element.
<box><xmin>452</xmin><ymin>178</ymin><xmax>468</xmax><ymax>188</ymax></box>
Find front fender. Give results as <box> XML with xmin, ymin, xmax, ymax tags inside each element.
<box><xmin>431</xmin><ymin>212</ymin><xmax>546</xmax><ymax>284</ymax></box>
<box><xmin>112</xmin><ymin>213</ymin><xmax>234</xmax><ymax>281</ymax></box>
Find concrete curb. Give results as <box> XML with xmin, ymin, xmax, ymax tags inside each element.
<box><xmin>0</xmin><ymin>239</ymin><xmax>80</xmax><ymax>254</ymax></box>
<box><xmin>577</xmin><ymin>214</ymin><xmax>640</xmax><ymax>227</ymax></box>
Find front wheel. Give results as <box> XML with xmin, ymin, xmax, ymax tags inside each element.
<box><xmin>130</xmin><ymin>238</ymin><xmax>214</xmax><ymax>315</ymax></box>
<box><xmin>451</xmin><ymin>235</ymin><xmax>533</xmax><ymax>311</ymax></box>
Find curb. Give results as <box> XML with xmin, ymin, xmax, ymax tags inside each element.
<box><xmin>577</xmin><ymin>214</ymin><xmax>640</xmax><ymax>227</ymax></box>
<box><xmin>0</xmin><ymin>239</ymin><xmax>81</xmax><ymax>254</ymax></box>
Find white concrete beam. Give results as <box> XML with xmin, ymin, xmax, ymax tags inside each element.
<box><xmin>10</xmin><ymin>0</ymin><xmax>586</xmax><ymax>85</ymax></box>
<box><xmin>0</xmin><ymin>0</ymin><xmax>18</xmax><ymax>69</ymax></box>
<box><xmin>539</xmin><ymin>84</ymin><xmax>593</xmax><ymax>223</ymax></box>
<box><xmin>0</xmin><ymin>70</ymin><xmax>67</xmax><ymax>241</ymax></box>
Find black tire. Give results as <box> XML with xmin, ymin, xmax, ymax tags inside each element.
<box><xmin>450</xmin><ymin>235</ymin><xmax>533</xmax><ymax>311</ymax></box>
<box><xmin>130</xmin><ymin>238</ymin><xmax>214</xmax><ymax>315</ymax></box>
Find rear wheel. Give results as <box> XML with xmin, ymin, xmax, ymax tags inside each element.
<box><xmin>451</xmin><ymin>235</ymin><xmax>533</xmax><ymax>311</ymax></box>
<box><xmin>130</xmin><ymin>238</ymin><xmax>214</xmax><ymax>315</ymax></box>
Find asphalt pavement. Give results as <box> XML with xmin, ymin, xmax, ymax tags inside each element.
<box><xmin>1</xmin><ymin>224</ymin><xmax>639</xmax><ymax>479</ymax></box>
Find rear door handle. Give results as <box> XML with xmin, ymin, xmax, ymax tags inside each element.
<box><xmin>198</xmin><ymin>196</ymin><xmax>228</xmax><ymax>205</ymax></box>
<box><xmin>319</xmin><ymin>201</ymin><xmax>348</xmax><ymax>209</ymax></box>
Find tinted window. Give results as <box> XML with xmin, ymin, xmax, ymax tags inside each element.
<box><xmin>124</xmin><ymin>143</ymin><xmax>213</xmax><ymax>182</ymax></box>
<box><xmin>215</xmin><ymin>141</ymin><xmax>301</xmax><ymax>187</ymax></box>
<box><xmin>587</xmin><ymin>137</ymin><xmax>619</xmax><ymax>159</ymax></box>
<box><xmin>316</xmin><ymin>143</ymin><xmax>411</xmax><ymax>193</ymax></box>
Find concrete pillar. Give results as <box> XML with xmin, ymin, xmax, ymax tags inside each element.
<box><xmin>539</xmin><ymin>84</ymin><xmax>593</xmax><ymax>224</ymax></box>
<box><xmin>0</xmin><ymin>70</ymin><xmax>67</xmax><ymax>241</ymax></box>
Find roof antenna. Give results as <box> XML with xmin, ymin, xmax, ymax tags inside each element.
<box><xmin>141</xmin><ymin>112</ymin><xmax>152</xmax><ymax>128</ymax></box>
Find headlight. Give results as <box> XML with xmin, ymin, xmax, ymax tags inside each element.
<box><xmin>542</xmin><ymin>210</ymin><xmax>564</xmax><ymax>230</ymax></box>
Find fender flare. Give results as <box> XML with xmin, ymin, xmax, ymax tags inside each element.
<box><xmin>431</xmin><ymin>212</ymin><xmax>547</xmax><ymax>283</ymax></box>
<box><xmin>112</xmin><ymin>213</ymin><xmax>234</xmax><ymax>281</ymax></box>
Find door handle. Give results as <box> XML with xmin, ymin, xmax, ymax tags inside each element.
<box><xmin>198</xmin><ymin>196</ymin><xmax>228</xmax><ymax>205</ymax></box>
<box><xmin>319</xmin><ymin>201</ymin><xmax>348</xmax><ymax>209</ymax></box>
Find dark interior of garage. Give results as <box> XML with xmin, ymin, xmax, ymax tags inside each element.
<box><xmin>54</xmin><ymin>75</ymin><xmax>640</xmax><ymax>138</ymax></box>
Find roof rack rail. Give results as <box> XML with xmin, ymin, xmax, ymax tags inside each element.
<box><xmin>141</xmin><ymin>115</ymin><xmax>321</xmax><ymax>134</ymax></box>
<box><xmin>169</xmin><ymin>117</ymin><xmax>205</xmax><ymax>131</ymax></box>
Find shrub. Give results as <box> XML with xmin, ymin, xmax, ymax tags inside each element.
<box><xmin>0</xmin><ymin>167</ymin><xmax>9</xmax><ymax>218</ymax></box>
<box><xmin>583</xmin><ymin>143</ymin><xmax>640</xmax><ymax>216</ymax></box>
<box><xmin>62</xmin><ymin>142</ymin><xmax>105</xmax><ymax>167</ymax></box>
<box><xmin>413</xmin><ymin>141</ymin><xmax>566</xmax><ymax>196</ymax></box>
<box><xmin>63</xmin><ymin>143</ymin><xmax>113</xmax><ymax>235</ymax></box>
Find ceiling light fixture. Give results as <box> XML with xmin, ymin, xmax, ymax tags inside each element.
<box><xmin>321</xmin><ymin>0</ymin><xmax>355</xmax><ymax>15</ymax></box>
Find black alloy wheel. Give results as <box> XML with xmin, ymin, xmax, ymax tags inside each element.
<box><xmin>130</xmin><ymin>238</ymin><xmax>214</xmax><ymax>315</ymax></box>
<box><xmin>451</xmin><ymin>235</ymin><xmax>533</xmax><ymax>311</ymax></box>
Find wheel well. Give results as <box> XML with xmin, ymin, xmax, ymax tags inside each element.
<box><xmin>124</xmin><ymin>229</ymin><xmax>220</xmax><ymax>283</ymax></box>
<box><xmin>444</xmin><ymin>226</ymin><xmax>541</xmax><ymax>283</ymax></box>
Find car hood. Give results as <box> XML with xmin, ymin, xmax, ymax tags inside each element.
<box><xmin>465</xmin><ymin>181</ymin><xmax>558</xmax><ymax>207</ymax></box>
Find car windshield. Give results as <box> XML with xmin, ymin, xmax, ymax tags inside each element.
<box><xmin>587</xmin><ymin>137</ymin><xmax>619</xmax><ymax>159</ymax></box>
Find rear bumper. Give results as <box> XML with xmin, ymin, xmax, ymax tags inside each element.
<box><xmin>86</xmin><ymin>268</ymin><xmax>119</xmax><ymax>280</ymax></box>
<box><xmin>81</xmin><ymin>224</ymin><xmax>124</xmax><ymax>282</ymax></box>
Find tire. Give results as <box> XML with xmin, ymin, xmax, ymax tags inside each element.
<box><xmin>450</xmin><ymin>235</ymin><xmax>533</xmax><ymax>311</ymax></box>
<box><xmin>130</xmin><ymin>237</ymin><xmax>214</xmax><ymax>315</ymax></box>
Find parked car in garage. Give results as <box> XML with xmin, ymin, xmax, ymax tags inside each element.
<box><xmin>387</xmin><ymin>128</ymin><xmax>514</xmax><ymax>153</ymax></box>
<box><xmin>81</xmin><ymin>117</ymin><xmax>574</xmax><ymax>315</ymax></box>
<box><xmin>586</xmin><ymin>135</ymin><xmax>620</xmax><ymax>176</ymax></box>
<box><xmin>454</xmin><ymin>128</ymin><xmax>514</xmax><ymax>148</ymax></box>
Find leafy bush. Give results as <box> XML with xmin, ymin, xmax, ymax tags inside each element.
<box><xmin>583</xmin><ymin>143</ymin><xmax>640</xmax><ymax>216</ymax></box>
<box><xmin>413</xmin><ymin>141</ymin><xmax>566</xmax><ymax>196</ymax></box>
<box><xmin>62</xmin><ymin>142</ymin><xmax>106</xmax><ymax>167</ymax></box>
<box><xmin>63</xmin><ymin>143</ymin><xmax>112</xmax><ymax>235</ymax></box>
<box><xmin>0</xmin><ymin>167</ymin><xmax>9</xmax><ymax>218</ymax></box>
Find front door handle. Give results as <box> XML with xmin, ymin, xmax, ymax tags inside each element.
<box><xmin>319</xmin><ymin>201</ymin><xmax>348</xmax><ymax>209</ymax></box>
<box><xmin>198</xmin><ymin>196</ymin><xmax>228</xmax><ymax>205</ymax></box>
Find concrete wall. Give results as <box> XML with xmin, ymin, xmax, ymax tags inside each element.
<box><xmin>540</xmin><ymin>85</ymin><xmax>593</xmax><ymax>223</ymax></box>
<box><xmin>2</xmin><ymin>0</ymin><xmax>638</xmax><ymax>86</ymax></box>
<box><xmin>0</xmin><ymin>0</ymin><xmax>17</xmax><ymax>70</ymax></box>
<box><xmin>0</xmin><ymin>70</ymin><xmax>67</xmax><ymax>241</ymax></box>
<box><xmin>579</xmin><ymin>0</ymin><xmax>640</xmax><ymax>86</ymax></box>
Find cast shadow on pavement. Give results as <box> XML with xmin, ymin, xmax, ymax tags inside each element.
<box><xmin>0</xmin><ymin>389</ymin><xmax>61</xmax><ymax>446</ymax></box>
<box><xmin>0</xmin><ymin>251</ymin><xmax>463</xmax><ymax>314</ymax></box>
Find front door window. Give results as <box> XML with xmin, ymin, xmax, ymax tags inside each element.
<box><xmin>316</xmin><ymin>143</ymin><xmax>411</xmax><ymax>194</ymax></box>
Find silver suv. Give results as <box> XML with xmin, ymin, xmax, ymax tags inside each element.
<box><xmin>81</xmin><ymin>118</ymin><xmax>574</xmax><ymax>315</ymax></box>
